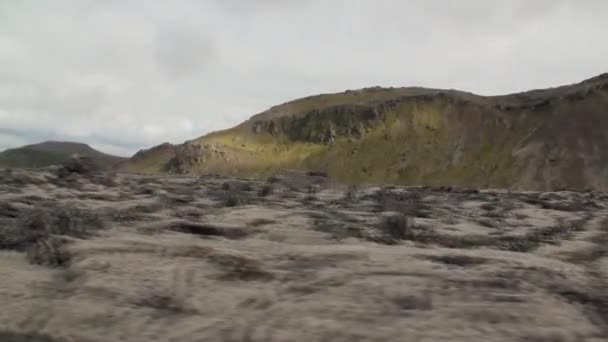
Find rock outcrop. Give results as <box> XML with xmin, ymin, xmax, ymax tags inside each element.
<box><xmin>251</xmin><ymin>104</ymin><xmax>383</xmax><ymax>144</ymax></box>
<box><xmin>166</xmin><ymin>142</ymin><xmax>234</xmax><ymax>174</ymax></box>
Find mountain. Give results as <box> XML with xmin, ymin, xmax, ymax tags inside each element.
<box><xmin>122</xmin><ymin>142</ymin><xmax>175</xmax><ymax>174</ymax></box>
<box><xmin>0</xmin><ymin>141</ymin><xmax>126</xmax><ymax>169</ymax></box>
<box><xmin>122</xmin><ymin>73</ymin><xmax>608</xmax><ymax>191</ymax></box>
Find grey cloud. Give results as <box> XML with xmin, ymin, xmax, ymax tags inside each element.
<box><xmin>154</xmin><ymin>24</ymin><xmax>216</xmax><ymax>79</ymax></box>
<box><xmin>0</xmin><ymin>0</ymin><xmax>606</xmax><ymax>156</ymax></box>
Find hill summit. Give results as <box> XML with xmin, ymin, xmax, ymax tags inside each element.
<box><xmin>0</xmin><ymin>141</ymin><xmax>125</xmax><ymax>169</ymax></box>
<box><xmin>122</xmin><ymin>74</ymin><xmax>608</xmax><ymax>191</ymax></box>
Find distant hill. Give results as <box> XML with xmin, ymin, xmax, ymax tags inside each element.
<box><xmin>0</xmin><ymin>141</ymin><xmax>126</xmax><ymax>169</ymax></box>
<box><xmin>121</xmin><ymin>73</ymin><xmax>608</xmax><ymax>191</ymax></box>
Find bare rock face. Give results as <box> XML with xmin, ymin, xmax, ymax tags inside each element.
<box><xmin>167</xmin><ymin>142</ymin><xmax>233</xmax><ymax>174</ymax></box>
<box><xmin>250</xmin><ymin>104</ymin><xmax>383</xmax><ymax>144</ymax></box>
<box><xmin>167</xmin><ymin>142</ymin><xmax>204</xmax><ymax>174</ymax></box>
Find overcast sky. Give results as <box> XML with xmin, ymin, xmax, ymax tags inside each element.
<box><xmin>1</xmin><ymin>0</ymin><xmax>606</xmax><ymax>156</ymax></box>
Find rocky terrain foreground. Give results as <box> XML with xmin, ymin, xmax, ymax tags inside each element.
<box><xmin>1</xmin><ymin>165</ymin><xmax>608</xmax><ymax>341</ymax></box>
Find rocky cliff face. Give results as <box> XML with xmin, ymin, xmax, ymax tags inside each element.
<box><xmin>122</xmin><ymin>73</ymin><xmax>608</xmax><ymax>191</ymax></box>
<box><xmin>165</xmin><ymin>142</ymin><xmax>236</xmax><ymax>174</ymax></box>
<box><xmin>251</xmin><ymin>104</ymin><xmax>384</xmax><ymax>144</ymax></box>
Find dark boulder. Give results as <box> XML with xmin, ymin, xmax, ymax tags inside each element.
<box><xmin>56</xmin><ymin>155</ymin><xmax>101</xmax><ymax>178</ymax></box>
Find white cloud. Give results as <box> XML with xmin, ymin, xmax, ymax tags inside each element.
<box><xmin>0</xmin><ymin>0</ymin><xmax>606</xmax><ymax>156</ymax></box>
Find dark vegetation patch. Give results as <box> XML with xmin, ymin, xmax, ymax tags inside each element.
<box><xmin>313</xmin><ymin>211</ymin><xmax>418</xmax><ymax>245</ymax></box>
<box><xmin>421</xmin><ymin>254</ymin><xmax>490</xmax><ymax>267</ymax></box>
<box><xmin>375</xmin><ymin>213</ymin><xmax>414</xmax><ymax>244</ymax></box>
<box><xmin>91</xmin><ymin>174</ymin><xmax>118</xmax><ymax>188</ymax></box>
<box><xmin>133</xmin><ymin>290</ymin><xmax>197</xmax><ymax>315</ymax></box>
<box><xmin>476</xmin><ymin>218</ymin><xmax>500</xmax><ymax>228</ymax></box>
<box><xmin>208</xmin><ymin>187</ymin><xmax>253</xmax><ymax>207</ymax></box>
<box><xmin>369</xmin><ymin>189</ymin><xmax>433</xmax><ymax>218</ymax></box>
<box><xmin>134</xmin><ymin>202</ymin><xmax>165</xmax><ymax>213</ymax></box>
<box><xmin>284</xmin><ymin>284</ymin><xmax>320</xmax><ymax>296</ymax></box>
<box><xmin>462</xmin><ymin>309</ymin><xmax>524</xmax><ymax>325</ymax></box>
<box><xmin>106</xmin><ymin>204</ymin><xmax>163</xmax><ymax>223</ymax></box>
<box><xmin>248</xmin><ymin>218</ymin><xmax>277</xmax><ymax>227</ymax></box>
<box><xmin>173</xmin><ymin>208</ymin><xmax>204</xmax><ymax>220</ymax></box>
<box><xmin>207</xmin><ymin>253</ymin><xmax>274</xmax><ymax>281</ymax></box>
<box><xmin>257</xmin><ymin>184</ymin><xmax>274</xmax><ymax>197</ymax></box>
<box><xmin>342</xmin><ymin>185</ymin><xmax>360</xmax><ymax>205</ymax></box>
<box><xmin>481</xmin><ymin>208</ymin><xmax>510</xmax><ymax>219</ymax></box>
<box><xmin>518</xmin><ymin>193</ymin><xmax>598</xmax><ymax>212</ymax></box>
<box><xmin>0</xmin><ymin>205</ymin><xmax>105</xmax><ymax>267</ymax></box>
<box><xmin>52</xmin><ymin>156</ymin><xmax>118</xmax><ymax>188</ymax></box>
<box><xmin>56</xmin><ymin>156</ymin><xmax>100</xmax><ymax>178</ymax></box>
<box><xmin>13</xmin><ymin>195</ymin><xmax>48</xmax><ymax>205</ymax></box>
<box><xmin>406</xmin><ymin>230</ymin><xmax>497</xmax><ymax>249</ymax></box>
<box><xmin>277</xmin><ymin>193</ymin><xmax>298</xmax><ymax>202</ymax></box>
<box><xmin>306</xmin><ymin>171</ymin><xmax>328</xmax><ymax>178</ymax></box>
<box><xmin>398</xmin><ymin>219</ymin><xmax>586</xmax><ymax>252</ymax></box>
<box><xmin>496</xmin><ymin>219</ymin><xmax>586</xmax><ymax>252</ymax></box>
<box><xmin>0</xmin><ymin>206</ymin><xmax>105</xmax><ymax>251</ymax></box>
<box><xmin>479</xmin><ymin>202</ymin><xmax>498</xmax><ymax>211</ymax></box>
<box><xmin>223</xmin><ymin>194</ymin><xmax>246</xmax><ymax>207</ymax></box>
<box><xmin>108</xmin><ymin>207</ymin><xmax>144</xmax><ymax>222</ymax></box>
<box><xmin>0</xmin><ymin>331</ymin><xmax>63</xmax><ymax>342</ymax></box>
<box><xmin>543</xmin><ymin>200</ymin><xmax>600</xmax><ymax>212</ymax></box>
<box><xmin>302</xmin><ymin>194</ymin><xmax>319</xmax><ymax>205</ymax></box>
<box><xmin>266</xmin><ymin>175</ymin><xmax>282</xmax><ymax>184</ymax></box>
<box><xmin>312</xmin><ymin>219</ymin><xmax>365</xmax><ymax>241</ymax></box>
<box><xmin>158</xmin><ymin>193</ymin><xmax>195</xmax><ymax>206</ymax></box>
<box><xmin>134</xmin><ymin>186</ymin><xmax>158</xmax><ymax>196</ymax></box>
<box><xmin>26</xmin><ymin>236</ymin><xmax>72</xmax><ymax>267</ymax></box>
<box><xmin>441</xmin><ymin>216</ymin><xmax>460</xmax><ymax>225</ymax></box>
<box><xmin>446</xmin><ymin>277</ymin><xmax>523</xmax><ymax>291</ymax></box>
<box><xmin>0</xmin><ymin>202</ymin><xmax>21</xmax><ymax>218</ymax></box>
<box><xmin>167</xmin><ymin>245</ymin><xmax>214</xmax><ymax>259</ymax></box>
<box><xmin>393</xmin><ymin>294</ymin><xmax>434</xmax><ymax>312</ymax></box>
<box><xmin>168</xmin><ymin>221</ymin><xmax>251</xmax><ymax>239</ymax></box>
<box><xmin>221</xmin><ymin>180</ymin><xmax>254</xmax><ymax>192</ymax></box>
<box><xmin>79</xmin><ymin>192</ymin><xmax>121</xmax><ymax>202</ymax></box>
<box><xmin>306</xmin><ymin>184</ymin><xmax>321</xmax><ymax>195</ymax></box>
